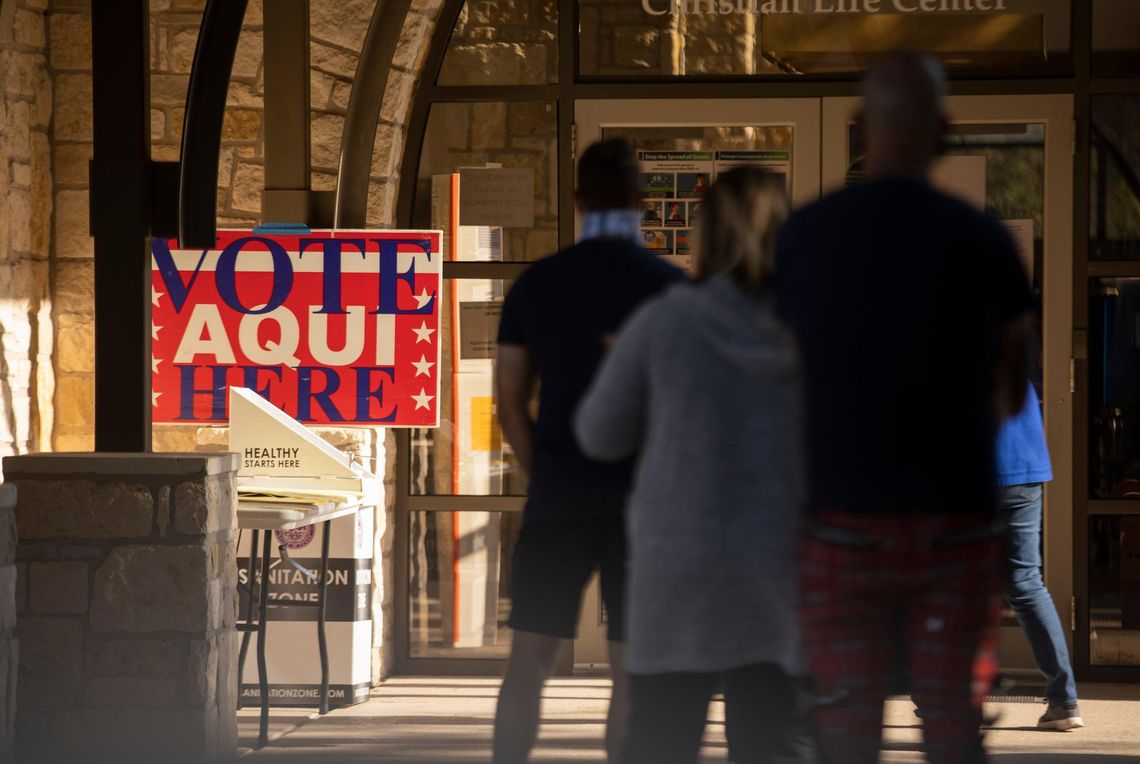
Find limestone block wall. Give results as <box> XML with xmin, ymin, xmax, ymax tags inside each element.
<box><xmin>46</xmin><ymin>0</ymin><xmax>445</xmax><ymax>451</ymax></box>
<box><xmin>4</xmin><ymin>453</ymin><xmax>240</xmax><ymax>763</ymax></box>
<box><xmin>0</xmin><ymin>485</ymin><xmax>17</xmax><ymax>764</ymax></box>
<box><xmin>0</xmin><ymin>0</ymin><xmax>54</xmax><ymax>460</ymax></box>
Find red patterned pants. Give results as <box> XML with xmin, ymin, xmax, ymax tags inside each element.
<box><xmin>801</xmin><ymin>512</ymin><xmax>1005</xmax><ymax>764</ymax></box>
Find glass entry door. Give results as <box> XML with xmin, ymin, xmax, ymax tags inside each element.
<box><xmin>823</xmin><ymin>94</ymin><xmax>1075</xmax><ymax>679</ymax></box>
<box><xmin>571</xmin><ymin>95</ymin><xmax>1074</xmax><ymax>676</ymax></box>
<box><xmin>572</xmin><ymin>98</ymin><xmax>821</xmax><ymax>667</ymax></box>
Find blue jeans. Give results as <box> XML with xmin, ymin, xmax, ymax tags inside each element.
<box><xmin>1002</xmin><ymin>483</ymin><xmax>1078</xmax><ymax>707</ymax></box>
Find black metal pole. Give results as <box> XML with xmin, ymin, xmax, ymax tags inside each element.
<box><xmin>89</xmin><ymin>0</ymin><xmax>152</xmax><ymax>452</ymax></box>
<box><xmin>256</xmin><ymin>530</ymin><xmax>273</xmax><ymax>748</ymax></box>
<box><xmin>317</xmin><ymin>522</ymin><xmax>331</xmax><ymax>715</ymax></box>
<box><xmin>263</xmin><ymin>0</ymin><xmax>315</xmax><ymax>224</ymax></box>
<box><xmin>237</xmin><ymin>530</ymin><xmax>261</xmax><ymax>711</ymax></box>
<box><xmin>179</xmin><ymin>0</ymin><xmax>249</xmax><ymax>247</ymax></box>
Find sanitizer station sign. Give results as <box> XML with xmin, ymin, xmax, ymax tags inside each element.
<box><xmin>151</xmin><ymin>230</ymin><xmax>443</xmax><ymax>427</ymax></box>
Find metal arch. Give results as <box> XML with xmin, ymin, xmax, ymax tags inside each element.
<box><xmin>395</xmin><ymin>0</ymin><xmax>468</xmax><ymax>228</ymax></box>
<box><xmin>178</xmin><ymin>0</ymin><xmax>249</xmax><ymax>247</ymax></box>
<box><xmin>333</xmin><ymin>0</ymin><xmax>416</xmax><ymax>229</ymax></box>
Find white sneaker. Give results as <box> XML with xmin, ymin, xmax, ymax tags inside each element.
<box><xmin>1037</xmin><ymin>703</ymin><xmax>1084</xmax><ymax>731</ymax></box>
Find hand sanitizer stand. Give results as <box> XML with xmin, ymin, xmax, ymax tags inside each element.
<box><xmin>229</xmin><ymin>389</ymin><xmax>380</xmax><ymax>747</ymax></box>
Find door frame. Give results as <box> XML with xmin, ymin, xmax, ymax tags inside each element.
<box><xmin>392</xmin><ymin>93</ymin><xmax>1084</xmax><ymax>678</ymax></box>
<box><xmin>572</xmin><ymin>98</ymin><xmax>822</xmax><ymax>666</ymax></box>
<box><xmin>822</xmin><ymin>93</ymin><xmax>1077</xmax><ymax>675</ymax></box>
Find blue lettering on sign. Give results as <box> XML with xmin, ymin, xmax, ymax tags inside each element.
<box><xmin>152</xmin><ymin>239</ymin><xmax>209</xmax><ymax>313</ymax></box>
<box><xmin>158</xmin><ymin>234</ymin><xmax>440</xmax><ymax>423</ymax></box>
<box><xmin>373</xmin><ymin>238</ymin><xmax>436</xmax><ymax>315</ymax></box>
<box><xmin>177</xmin><ymin>365</ymin><xmax>228</xmax><ymax>421</ymax></box>
<box><xmin>298</xmin><ymin>238</ymin><xmax>367</xmax><ymax>315</ymax></box>
<box><xmin>297</xmin><ymin>366</ymin><xmax>346</xmax><ymax>422</ymax></box>
<box><xmin>241</xmin><ymin>365</ymin><xmax>284</xmax><ymax>403</ymax></box>
<box><xmin>215</xmin><ymin>236</ymin><xmax>294</xmax><ymax>315</ymax></box>
<box><xmin>354</xmin><ymin>367</ymin><xmax>398</xmax><ymax>423</ymax></box>
<box><xmin>155</xmin><ymin>235</ymin><xmax>438</xmax><ymax>315</ymax></box>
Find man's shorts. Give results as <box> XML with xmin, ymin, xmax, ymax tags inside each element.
<box><xmin>508</xmin><ymin>516</ymin><xmax>625</xmax><ymax>642</ymax></box>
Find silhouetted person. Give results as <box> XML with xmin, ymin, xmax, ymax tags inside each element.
<box><xmin>998</xmin><ymin>383</ymin><xmax>1083</xmax><ymax>729</ymax></box>
<box><xmin>577</xmin><ymin>169</ymin><xmax>809</xmax><ymax>764</ymax></box>
<box><xmin>492</xmin><ymin>138</ymin><xmax>683</xmax><ymax>764</ymax></box>
<box><xmin>776</xmin><ymin>53</ymin><xmax>1032</xmax><ymax>764</ymax></box>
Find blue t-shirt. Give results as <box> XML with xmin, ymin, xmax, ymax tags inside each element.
<box><xmin>497</xmin><ymin>238</ymin><xmax>684</xmax><ymax>524</ymax></box>
<box><xmin>995</xmin><ymin>383</ymin><xmax>1053</xmax><ymax>486</ymax></box>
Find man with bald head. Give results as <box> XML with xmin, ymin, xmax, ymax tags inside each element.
<box><xmin>776</xmin><ymin>53</ymin><xmax>1032</xmax><ymax>763</ymax></box>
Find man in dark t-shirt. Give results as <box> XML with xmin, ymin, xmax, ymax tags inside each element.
<box><xmin>776</xmin><ymin>54</ymin><xmax>1032</xmax><ymax>764</ymax></box>
<box><xmin>492</xmin><ymin>139</ymin><xmax>683</xmax><ymax>764</ymax></box>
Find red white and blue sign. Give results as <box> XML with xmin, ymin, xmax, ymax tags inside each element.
<box><xmin>151</xmin><ymin>229</ymin><xmax>443</xmax><ymax>427</ymax></box>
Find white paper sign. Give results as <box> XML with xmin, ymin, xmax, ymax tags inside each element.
<box><xmin>1002</xmin><ymin>218</ymin><xmax>1035</xmax><ymax>281</ymax></box>
<box><xmin>459</xmin><ymin>168</ymin><xmax>535</xmax><ymax>228</ymax></box>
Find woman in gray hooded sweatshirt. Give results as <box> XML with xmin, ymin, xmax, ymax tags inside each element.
<box><xmin>575</xmin><ymin>168</ymin><xmax>805</xmax><ymax>764</ymax></box>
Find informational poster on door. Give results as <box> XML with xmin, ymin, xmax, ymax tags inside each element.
<box><xmin>638</xmin><ymin>149</ymin><xmax>792</xmax><ymax>267</ymax></box>
<box><xmin>150</xmin><ymin>229</ymin><xmax>443</xmax><ymax>427</ymax></box>
<box><xmin>1002</xmin><ymin>219</ymin><xmax>1036</xmax><ymax>281</ymax></box>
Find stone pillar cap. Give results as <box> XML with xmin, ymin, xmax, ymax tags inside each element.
<box><xmin>3</xmin><ymin>452</ymin><xmax>240</xmax><ymax>477</ymax></box>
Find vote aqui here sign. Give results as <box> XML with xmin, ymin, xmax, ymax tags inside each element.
<box><xmin>150</xmin><ymin>230</ymin><xmax>443</xmax><ymax>427</ymax></box>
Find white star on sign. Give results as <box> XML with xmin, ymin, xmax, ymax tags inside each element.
<box><xmin>152</xmin><ymin>356</ymin><xmax>161</xmax><ymax>373</ymax></box>
<box><xmin>152</xmin><ymin>391</ymin><xmax>162</xmax><ymax>406</ymax></box>
<box><xmin>152</xmin><ymin>324</ymin><xmax>162</xmax><ymax>341</ymax></box>
<box><xmin>411</xmin><ymin>355</ymin><xmax>435</xmax><ymax>377</ymax></box>
<box><xmin>411</xmin><ymin>388</ymin><xmax>434</xmax><ymax>411</ymax></box>
<box><xmin>152</xmin><ymin>286</ymin><xmax>164</xmax><ymax>307</ymax></box>
<box><xmin>413</xmin><ymin>289</ymin><xmax>434</xmax><ymax>309</ymax></box>
<box><xmin>412</xmin><ymin>321</ymin><xmax>435</xmax><ymax>344</ymax></box>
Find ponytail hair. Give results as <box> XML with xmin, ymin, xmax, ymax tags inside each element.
<box><xmin>691</xmin><ymin>167</ymin><xmax>788</xmax><ymax>295</ymax></box>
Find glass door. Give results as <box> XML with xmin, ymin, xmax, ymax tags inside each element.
<box><xmin>572</xmin><ymin>98</ymin><xmax>822</xmax><ymax>667</ymax></box>
<box><xmin>823</xmin><ymin>94</ymin><xmax>1075</xmax><ymax>679</ymax></box>
<box><xmin>395</xmin><ymin>99</ymin><xmax>559</xmax><ymax>675</ymax></box>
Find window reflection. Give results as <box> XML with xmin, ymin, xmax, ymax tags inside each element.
<box><xmin>1093</xmin><ymin>0</ymin><xmax>1140</xmax><ymax>78</ymax></box>
<box><xmin>439</xmin><ymin>0</ymin><xmax>558</xmax><ymax>85</ymax></box>
<box><xmin>1089</xmin><ymin>515</ymin><xmax>1140</xmax><ymax>666</ymax></box>
<box><xmin>410</xmin><ymin>279</ymin><xmax>528</xmax><ymax>496</ymax></box>
<box><xmin>578</xmin><ymin>0</ymin><xmax>1068</xmax><ymax>78</ymax></box>
<box><xmin>1091</xmin><ymin>279</ymin><xmax>1140</xmax><ymax>499</ymax></box>
<box><xmin>1091</xmin><ymin>95</ymin><xmax>1140</xmax><ymax>262</ymax></box>
<box><xmin>409</xmin><ymin>510</ymin><xmax>522</xmax><ymax>657</ymax></box>
<box><xmin>412</xmin><ymin>101</ymin><xmax>559</xmax><ymax>263</ymax></box>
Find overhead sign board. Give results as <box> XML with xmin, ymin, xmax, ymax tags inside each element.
<box><xmin>151</xmin><ymin>230</ymin><xmax>442</xmax><ymax>427</ymax></box>
<box><xmin>642</xmin><ymin>0</ymin><xmax>1012</xmax><ymax>15</ymax></box>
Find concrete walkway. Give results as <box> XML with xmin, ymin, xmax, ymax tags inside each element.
<box><xmin>240</xmin><ymin>678</ymin><xmax>1140</xmax><ymax>762</ymax></box>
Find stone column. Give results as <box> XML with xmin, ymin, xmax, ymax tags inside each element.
<box><xmin>3</xmin><ymin>453</ymin><xmax>239</xmax><ymax>764</ymax></box>
<box><xmin>1</xmin><ymin>485</ymin><xmax>17</xmax><ymax>764</ymax></box>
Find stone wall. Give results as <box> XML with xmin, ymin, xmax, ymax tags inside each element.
<box><xmin>0</xmin><ymin>0</ymin><xmax>54</xmax><ymax>460</ymax></box>
<box><xmin>0</xmin><ymin>485</ymin><xmax>17</xmax><ymax>764</ymax></box>
<box><xmin>5</xmin><ymin>453</ymin><xmax>240</xmax><ymax>763</ymax></box>
<box><xmin>47</xmin><ymin>0</ymin><xmax>444</xmax><ymax>451</ymax></box>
